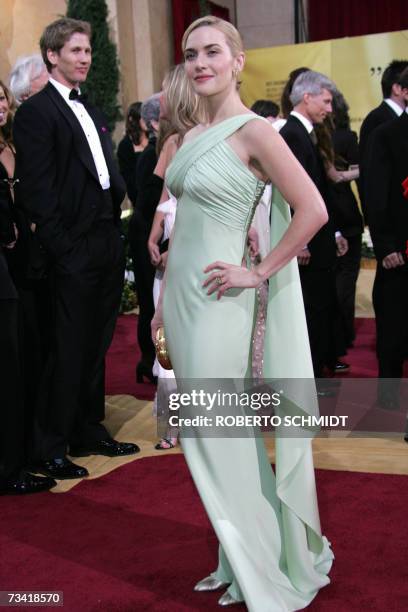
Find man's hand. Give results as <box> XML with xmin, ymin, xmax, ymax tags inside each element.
<box><xmin>3</xmin><ymin>239</ymin><xmax>17</xmax><ymax>249</ymax></box>
<box><xmin>297</xmin><ymin>247</ymin><xmax>311</xmax><ymax>266</ymax></box>
<box><xmin>382</xmin><ymin>252</ymin><xmax>405</xmax><ymax>269</ymax></box>
<box><xmin>336</xmin><ymin>235</ymin><xmax>348</xmax><ymax>257</ymax></box>
<box><xmin>2</xmin><ymin>223</ymin><xmax>18</xmax><ymax>249</ymax></box>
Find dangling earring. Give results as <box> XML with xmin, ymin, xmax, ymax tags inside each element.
<box><xmin>233</xmin><ymin>68</ymin><xmax>238</xmax><ymax>79</ymax></box>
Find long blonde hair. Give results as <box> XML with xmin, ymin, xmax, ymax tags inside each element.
<box><xmin>0</xmin><ymin>79</ymin><xmax>17</xmax><ymax>150</ymax></box>
<box><xmin>163</xmin><ymin>64</ymin><xmax>206</xmax><ymax>137</ymax></box>
<box><xmin>157</xmin><ymin>64</ymin><xmax>206</xmax><ymax>152</ymax></box>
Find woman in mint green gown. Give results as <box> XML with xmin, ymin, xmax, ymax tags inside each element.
<box><xmin>152</xmin><ymin>16</ymin><xmax>334</xmax><ymax>611</ymax></box>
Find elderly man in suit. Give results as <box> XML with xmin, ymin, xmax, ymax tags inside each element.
<box><xmin>365</xmin><ymin>68</ymin><xmax>408</xmax><ymax>415</ymax></box>
<box><xmin>280</xmin><ymin>70</ymin><xmax>346</xmax><ymax>381</ymax></box>
<box><xmin>9</xmin><ymin>54</ymin><xmax>49</xmax><ymax>105</ymax></box>
<box><xmin>13</xmin><ymin>18</ymin><xmax>139</xmax><ymax>480</ymax></box>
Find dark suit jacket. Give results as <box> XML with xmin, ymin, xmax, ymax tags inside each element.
<box><xmin>13</xmin><ymin>82</ymin><xmax>126</xmax><ymax>261</ymax></box>
<box><xmin>365</xmin><ymin>111</ymin><xmax>408</xmax><ymax>262</ymax></box>
<box><xmin>331</xmin><ymin>128</ymin><xmax>363</xmax><ymax>237</ymax></box>
<box><xmin>359</xmin><ymin>101</ymin><xmax>397</xmax><ymax>161</ymax></box>
<box><xmin>359</xmin><ymin>101</ymin><xmax>399</xmax><ymax>214</ymax></box>
<box><xmin>280</xmin><ymin>115</ymin><xmax>336</xmax><ymax>267</ymax></box>
<box><xmin>133</xmin><ymin>136</ymin><xmax>163</xmax><ymax>233</ymax></box>
<box><xmin>117</xmin><ymin>134</ymin><xmax>142</xmax><ymax>206</ymax></box>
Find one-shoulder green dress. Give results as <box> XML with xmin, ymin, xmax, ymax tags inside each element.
<box><xmin>164</xmin><ymin>114</ymin><xmax>334</xmax><ymax>611</ymax></box>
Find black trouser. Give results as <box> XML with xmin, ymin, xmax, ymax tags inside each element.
<box><xmin>33</xmin><ymin>221</ymin><xmax>125</xmax><ymax>460</ymax></box>
<box><xmin>128</xmin><ymin>214</ymin><xmax>156</xmax><ymax>370</ymax></box>
<box><xmin>299</xmin><ymin>265</ymin><xmax>337</xmax><ymax>376</ymax></box>
<box><xmin>335</xmin><ymin>234</ymin><xmax>362</xmax><ymax>348</ymax></box>
<box><xmin>372</xmin><ymin>263</ymin><xmax>408</xmax><ymax>378</ymax></box>
<box><xmin>14</xmin><ymin>281</ymin><xmax>52</xmax><ymax>461</ymax></box>
<box><xmin>0</xmin><ymin>299</ymin><xmax>25</xmax><ymax>481</ymax></box>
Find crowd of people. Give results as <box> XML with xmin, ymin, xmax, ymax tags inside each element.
<box><xmin>1</xmin><ymin>10</ymin><xmax>408</xmax><ymax>612</ymax></box>
<box><xmin>0</xmin><ymin>18</ymin><xmax>140</xmax><ymax>496</ymax></box>
<box><xmin>1</xmin><ymin>17</ymin><xmax>407</xmax><ymax>494</ymax></box>
<box><xmin>118</xmin><ymin>59</ymin><xmax>408</xmax><ymax>443</ymax></box>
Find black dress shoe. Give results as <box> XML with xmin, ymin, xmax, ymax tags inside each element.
<box><xmin>69</xmin><ymin>438</ymin><xmax>140</xmax><ymax>458</ymax></box>
<box><xmin>31</xmin><ymin>457</ymin><xmax>89</xmax><ymax>480</ymax></box>
<box><xmin>136</xmin><ymin>361</ymin><xmax>157</xmax><ymax>384</ymax></box>
<box><xmin>0</xmin><ymin>472</ymin><xmax>57</xmax><ymax>495</ymax></box>
<box><xmin>334</xmin><ymin>361</ymin><xmax>350</xmax><ymax>373</ymax></box>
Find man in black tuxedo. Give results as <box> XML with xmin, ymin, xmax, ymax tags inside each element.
<box><xmin>13</xmin><ymin>18</ymin><xmax>139</xmax><ymax>480</ymax></box>
<box><xmin>365</xmin><ymin>68</ymin><xmax>408</xmax><ymax>411</ymax></box>
<box><xmin>280</xmin><ymin>70</ymin><xmax>346</xmax><ymax>378</ymax></box>
<box><xmin>359</xmin><ymin>59</ymin><xmax>408</xmax><ymax>214</ymax></box>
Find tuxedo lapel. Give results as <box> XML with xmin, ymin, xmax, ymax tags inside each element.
<box><xmin>45</xmin><ymin>83</ymin><xmax>100</xmax><ymax>184</ymax></box>
<box><xmin>288</xmin><ymin>115</ymin><xmax>316</xmax><ymax>154</ymax></box>
<box><xmin>84</xmin><ymin>102</ymin><xmax>115</xmax><ymax>173</ymax></box>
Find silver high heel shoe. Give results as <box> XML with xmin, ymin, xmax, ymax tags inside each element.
<box><xmin>218</xmin><ymin>591</ymin><xmax>241</xmax><ymax>606</ymax></box>
<box><xmin>194</xmin><ymin>575</ymin><xmax>229</xmax><ymax>592</ymax></box>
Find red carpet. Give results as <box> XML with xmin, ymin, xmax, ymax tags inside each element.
<box><xmin>105</xmin><ymin>314</ymin><xmax>156</xmax><ymax>400</ymax></box>
<box><xmin>338</xmin><ymin>318</ymin><xmax>408</xmax><ymax>378</ymax></box>
<box><xmin>105</xmin><ymin>316</ymin><xmax>384</xmax><ymax>402</ymax></box>
<box><xmin>1</xmin><ymin>454</ymin><xmax>407</xmax><ymax>611</ymax></box>
<box><xmin>345</xmin><ymin>318</ymin><xmax>378</xmax><ymax>377</ymax></box>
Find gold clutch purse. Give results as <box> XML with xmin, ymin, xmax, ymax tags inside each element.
<box><xmin>155</xmin><ymin>327</ymin><xmax>173</xmax><ymax>370</ymax></box>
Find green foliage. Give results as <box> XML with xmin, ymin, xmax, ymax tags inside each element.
<box><xmin>66</xmin><ymin>0</ymin><xmax>121</xmax><ymax>131</ymax></box>
<box><xmin>119</xmin><ymin>214</ymin><xmax>138</xmax><ymax>314</ymax></box>
<box><xmin>120</xmin><ymin>280</ymin><xmax>137</xmax><ymax>314</ymax></box>
<box><xmin>120</xmin><ymin>214</ymin><xmax>134</xmax><ymax>275</ymax></box>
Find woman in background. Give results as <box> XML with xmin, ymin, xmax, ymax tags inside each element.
<box><xmin>330</xmin><ymin>90</ymin><xmax>362</xmax><ymax>349</ymax></box>
<box><xmin>148</xmin><ymin>64</ymin><xmax>205</xmax><ymax>449</ymax></box>
<box><xmin>0</xmin><ymin>79</ymin><xmax>55</xmax><ymax>495</ymax></box>
<box><xmin>117</xmin><ymin>101</ymin><xmax>148</xmax><ymax>206</ymax></box>
<box><xmin>130</xmin><ymin>95</ymin><xmax>162</xmax><ymax>383</ymax></box>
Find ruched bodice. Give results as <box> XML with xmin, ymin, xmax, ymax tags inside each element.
<box><xmin>164</xmin><ymin>115</ymin><xmax>267</xmax><ymax>378</ymax></box>
<box><xmin>168</xmin><ymin>119</ymin><xmax>266</xmax><ymax>233</ymax></box>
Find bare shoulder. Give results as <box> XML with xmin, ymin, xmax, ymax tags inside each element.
<box><xmin>182</xmin><ymin>124</ymin><xmax>207</xmax><ymax>145</ymax></box>
<box><xmin>162</xmin><ymin>133</ymin><xmax>179</xmax><ymax>155</ymax></box>
<box><xmin>240</xmin><ymin>116</ymin><xmax>280</xmax><ymax>143</ymax></box>
<box><xmin>166</xmin><ymin>133</ymin><xmax>180</xmax><ymax>146</ymax></box>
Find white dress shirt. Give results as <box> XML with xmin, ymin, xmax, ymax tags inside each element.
<box><xmin>49</xmin><ymin>77</ymin><xmax>110</xmax><ymax>189</ymax></box>
<box><xmin>290</xmin><ymin>110</ymin><xmax>314</xmax><ymax>133</ymax></box>
<box><xmin>384</xmin><ymin>98</ymin><xmax>404</xmax><ymax>117</ymax></box>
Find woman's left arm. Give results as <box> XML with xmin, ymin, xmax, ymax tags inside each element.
<box><xmin>326</xmin><ymin>163</ymin><xmax>359</xmax><ymax>183</ymax></box>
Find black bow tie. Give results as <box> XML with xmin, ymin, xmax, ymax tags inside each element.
<box><xmin>69</xmin><ymin>89</ymin><xmax>88</xmax><ymax>103</ymax></box>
